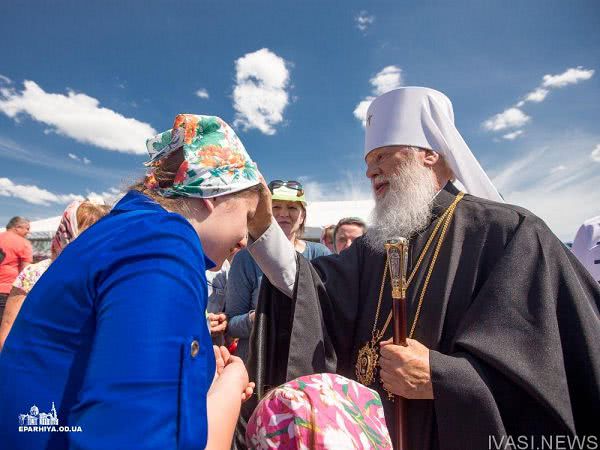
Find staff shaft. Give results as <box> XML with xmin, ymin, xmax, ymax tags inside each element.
<box><xmin>385</xmin><ymin>237</ymin><xmax>409</xmax><ymax>450</ymax></box>
<box><xmin>392</xmin><ymin>297</ymin><xmax>408</xmax><ymax>450</ymax></box>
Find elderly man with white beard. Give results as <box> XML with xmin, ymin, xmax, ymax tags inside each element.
<box><xmin>235</xmin><ymin>87</ymin><xmax>600</xmax><ymax>450</ymax></box>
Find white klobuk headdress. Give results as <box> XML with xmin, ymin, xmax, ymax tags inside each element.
<box><xmin>364</xmin><ymin>87</ymin><xmax>502</xmax><ymax>202</ymax></box>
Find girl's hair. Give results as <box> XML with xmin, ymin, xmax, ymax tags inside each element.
<box><xmin>128</xmin><ymin>148</ymin><xmax>261</xmax><ymax>213</ymax></box>
<box><xmin>129</xmin><ymin>148</ymin><xmax>190</xmax><ymax>212</ymax></box>
<box><xmin>76</xmin><ymin>202</ymin><xmax>111</xmax><ymax>232</ymax></box>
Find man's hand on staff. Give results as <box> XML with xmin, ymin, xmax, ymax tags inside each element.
<box><xmin>379</xmin><ymin>338</ymin><xmax>434</xmax><ymax>399</ymax></box>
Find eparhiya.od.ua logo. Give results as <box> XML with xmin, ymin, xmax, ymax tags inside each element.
<box><xmin>18</xmin><ymin>402</ymin><xmax>83</xmax><ymax>433</ymax></box>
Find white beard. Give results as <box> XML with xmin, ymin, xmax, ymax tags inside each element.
<box><xmin>364</xmin><ymin>156</ymin><xmax>438</xmax><ymax>254</ymax></box>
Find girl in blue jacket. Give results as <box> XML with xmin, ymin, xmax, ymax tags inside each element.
<box><xmin>0</xmin><ymin>114</ymin><xmax>264</xmax><ymax>450</ymax></box>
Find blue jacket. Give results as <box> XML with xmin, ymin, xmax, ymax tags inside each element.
<box><xmin>0</xmin><ymin>191</ymin><xmax>215</xmax><ymax>449</ymax></box>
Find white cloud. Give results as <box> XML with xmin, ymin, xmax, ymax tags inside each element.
<box><xmin>542</xmin><ymin>66</ymin><xmax>595</xmax><ymax>89</ymax></box>
<box><xmin>523</xmin><ymin>88</ymin><xmax>549</xmax><ymax>103</ymax></box>
<box><xmin>0</xmin><ymin>80</ymin><xmax>156</xmax><ymax>154</ymax></box>
<box><xmin>232</xmin><ymin>48</ymin><xmax>290</xmax><ymax>135</ymax></box>
<box><xmin>0</xmin><ymin>177</ymin><xmax>83</xmax><ymax>206</ymax></box>
<box><xmin>0</xmin><ymin>74</ymin><xmax>11</xmax><ymax>84</ymax></box>
<box><xmin>502</xmin><ymin>130</ymin><xmax>524</xmax><ymax>140</ymax></box>
<box><xmin>591</xmin><ymin>144</ymin><xmax>600</xmax><ymax>162</ymax></box>
<box><xmin>68</xmin><ymin>153</ymin><xmax>91</xmax><ymax>164</ymax></box>
<box><xmin>85</xmin><ymin>187</ymin><xmax>123</xmax><ymax>205</ymax></box>
<box><xmin>515</xmin><ymin>88</ymin><xmax>549</xmax><ymax>107</ymax></box>
<box><xmin>483</xmin><ymin>107</ymin><xmax>531</xmax><ymax>132</ymax></box>
<box><xmin>550</xmin><ymin>165</ymin><xmax>566</xmax><ymax>174</ymax></box>
<box><xmin>355</xmin><ymin>11</ymin><xmax>375</xmax><ymax>32</ymax></box>
<box><xmin>354</xmin><ymin>66</ymin><xmax>403</xmax><ymax>126</ymax></box>
<box><xmin>195</xmin><ymin>88</ymin><xmax>209</xmax><ymax>99</ymax></box>
<box><xmin>353</xmin><ymin>97</ymin><xmax>374</xmax><ymax>125</ymax></box>
<box><xmin>370</xmin><ymin>66</ymin><xmax>403</xmax><ymax>96</ymax></box>
<box><xmin>486</xmin><ymin>66</ymin><xmax>594</xmax><ymax>138</ymax></box>
<box><xmin>0</xmin><ymin>177</ymin><xmax>123</xmax><ymax>209</ymax></box>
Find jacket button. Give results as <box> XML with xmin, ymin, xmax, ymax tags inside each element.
<box><xmin>190</xmin><ymin>340</ymin><xmax>200</xmax><ymax>358</ymax></box>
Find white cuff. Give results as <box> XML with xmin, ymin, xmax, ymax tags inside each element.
<box><xmin>247</xmin><ymin>219</ymin><xmax>296</xmax><ymax>297</ymax></box>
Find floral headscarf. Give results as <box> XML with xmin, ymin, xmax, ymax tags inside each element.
<box><xmin>145</xmin><ymin>114</ymin><xmax>260</xmax><ymax>198</ymax></box>
<box><xmin>246</xmin><ymin>373</ymin><xmax>392</xmax><ymax>450</ymax></box>
<box><xmin>50</xmin><ymin>200</ymin><xmax>81</xmax><ymax>259</ymax></box>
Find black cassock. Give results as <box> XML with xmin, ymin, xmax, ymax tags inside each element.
<box><xmin>235</xmin><ymin>182</ymin><xmax>600</xmax><ymax>450</ymax></box>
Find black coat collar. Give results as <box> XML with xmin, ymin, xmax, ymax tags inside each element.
<box><xmin>431</xmin><ymin>181</ymin><xmax>461</xmax><ymax>219</ymax></box>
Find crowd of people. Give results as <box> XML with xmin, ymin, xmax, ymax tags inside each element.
<box><xmin>0</xmin><ymin>87</ymin><xmax>598</xmax><ymax>450</ymax></box>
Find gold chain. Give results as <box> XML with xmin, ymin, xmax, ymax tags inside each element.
<box><xmin>369</xmin><ymin>204</ymin><xmax>453</xmax><ymax>341</ymax></box>
<box><xmin>408</xmin><ymin>191</ymin><xmax>464</xmax><ymax>337</ymax></box>
<box><xmin>372</xmin><ymin>192</ymin><xmax>464</xmax><ymax>341</ymax></box>
<box><xmin>355</xmin><ymin>192</ymin><xmax>465</xmax><ymax>388</ymax></box>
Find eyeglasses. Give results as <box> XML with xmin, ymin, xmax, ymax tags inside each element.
<box><xmin>268</xmin><ymin>180</ymin><xmax>304</xmax><ymax>196</ymax></box>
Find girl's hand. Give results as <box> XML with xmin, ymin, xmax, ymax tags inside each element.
<box><xmin>242</xmin><ymin>382</ymin><xmax>255</xmax><ymax>402</ymax></box>
<box><xmin>219</xmin><ymin>354</ymin><xmax>250</xmax><ymax>393</ymax></box>
<box><xmin>213</xmin><ymin>345</ymin><xmax>231</xmax><ymax>378</ymax></box>
<box><xmin>212</xmin><ymin>347</ymin><xmax>253</xmax><ymax>401</ymax></box>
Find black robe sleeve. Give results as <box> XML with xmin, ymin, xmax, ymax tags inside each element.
<box><xmin>247</xmin><ymin>254</ymin><xmax>338</xmax><ymax>396</ymax></box>
<box><xmin>246</xmin><ymin>236</ymin><xmax>364</xmax><ymax>389</ymax></box>
<box><xmin>234</xmin><ymin>246</ymin><xmax>361</xmax><ymax>449</ymax></box>
<box><xmin>430</xmin><ymin>214</ymin><xmax>600</xmax><ymax>447</ymax></box>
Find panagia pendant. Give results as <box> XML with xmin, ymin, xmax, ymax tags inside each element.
<box><xmin>356</xmin><ymin>340</ymin><xmax>379</xmax><ymax>386</ymax></box>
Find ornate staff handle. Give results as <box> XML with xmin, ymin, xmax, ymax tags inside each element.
<box><xmin>385</xmin><ymin>238</ymin><xmax>409</xmax><ymax>346</ymax></box>
<box><xmin>385</xmin><ymin>237</ymin><xmax>409</xmax><ymax>450</ymax></box>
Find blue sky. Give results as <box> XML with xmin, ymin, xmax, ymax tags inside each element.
<box><xmin>1</xmin><ymin>0</ymin><xmax>599</xmax><ymax>240</ymax></box>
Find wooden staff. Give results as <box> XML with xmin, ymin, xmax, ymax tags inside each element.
<box><xmin>385</xmin><ymin>238</ymin><xmax>409</xmax><ymax>450</ymax></box>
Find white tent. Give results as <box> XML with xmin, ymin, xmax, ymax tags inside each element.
<box><xmin>304</xmin><ymin>199</ymin><xmax>374</xmax><ymax>240</ymax></box>
<box><xmin>28</xmin><ymin>216</ymin><xmax>62</xmax><ymax>239</ymax></box>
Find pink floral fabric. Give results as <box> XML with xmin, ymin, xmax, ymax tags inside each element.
<box><xmin>246</xmin><ymin>373</ymin><xmax>392</xmax><ymax>450</ymax></box>
<box><xmin>12</xmin><ymin>259</ymin><xmax>52</xmax><ymax>294</ymax></box>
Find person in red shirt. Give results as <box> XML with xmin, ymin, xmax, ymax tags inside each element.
<box><xmin>0</xmin><ymin>216</ymin><xmax>32</xmax><ymax>321</ymax></box>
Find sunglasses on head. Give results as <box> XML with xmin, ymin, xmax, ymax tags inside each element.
<box><xmin>268</xmin><ymin>180</ymin><xmax>304</xmax><ymax>196</ymax></box>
